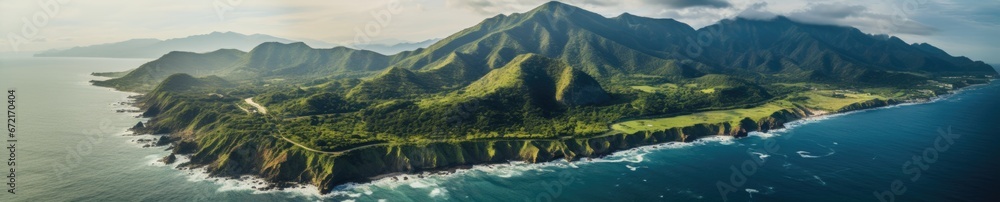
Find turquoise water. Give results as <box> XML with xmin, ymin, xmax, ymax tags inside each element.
<box><xmin>1</xmin><ymin>57</ymin><xmax>998</xmax><ymax>201</ymax></box>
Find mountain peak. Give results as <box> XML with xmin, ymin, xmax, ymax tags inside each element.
<box><xmin>251</xmin><ymin>41</ymin><xmax>313</xmax><ymax>52</ymax></box>
<box><xmin>535</xmin><ymin>1</ymin><xmax>572</xmax><ymax>11</ymax></box>
<box><xmin>772</xmin><ymin>15</ymin><xmax>794</xmax><ymax>22</ymax></box>
<box><xmin>911</xmin><ymin>43</ymin><xmax>950</xmax><ymax>56</ymax></box>
<box><xmin>528</xmin><ymin>1</ymin><xmax>585</xmax><ymax>15</ymax></box>
<box><xmin>733</xmin><ymin>15</ymin><xmax>795</xmax><ymax>24</ymax></box>
<box><xmin>464</xmin><ymin>54</ymin><xmax>609</xmax><ymax>106</ymax></box>
<box><xmin>617</xmin><ymin>12</ymin><xmax>638</xmax><ymax>18</ymax></box>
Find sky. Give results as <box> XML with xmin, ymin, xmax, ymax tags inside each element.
<box><xmin>1</xmin><ymin>0</ymin><xmax>997</xmax><ymax>63</ymax></box>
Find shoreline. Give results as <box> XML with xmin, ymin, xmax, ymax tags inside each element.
<box><xmin>113</xmin><ymin>79</ymin><xmax>993</xmax><ymax>196</ymax></box>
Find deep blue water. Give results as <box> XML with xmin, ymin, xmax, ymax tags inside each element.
<box><xmin>2</xmin><ymin>57</ymin><xmax>998</xmax><ymax>201</ymax></box>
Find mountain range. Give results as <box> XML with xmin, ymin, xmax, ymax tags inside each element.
<box><xmin>353</xmin><ymin>38</ymin><xmax>441</xmax><ymax>55</ymax></box>
<box><xmin>96</xmin><ymin>1</ymin><xmax>996</xmax><ymax>94</ymax></box>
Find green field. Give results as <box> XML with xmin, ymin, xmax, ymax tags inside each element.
<box><xmin>630</xmin><ymin>86</ymin><xmax>660</xmax><ymax>93</ymax></box>
<box><xmin>612</xmin><ymin>88</ymin><xmax>887</xmax><ymax>134</ymax></box>
<box><xmin>612</xmin><ymin>101</ymin><xmax>791</xmax><ymax>134</ymax></box>
<box><xmin>792</xmin><ymin>90</ymin><xmax>885</xmax><ymax>111</ymax></box>
<box><xmin>630</xmin><ymin>83</ymin><xmax>679</xmax><ymax>93</ymax></box>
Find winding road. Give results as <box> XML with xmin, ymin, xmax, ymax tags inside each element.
<box><xmin>245</xmin><ymin>97</ymin><xmax>386</xmax><ymax>155</ymax></box>
<box><xmin>244</xmin><ymin>98</ymin><xmax>267</xmax><ymax>114</ymax></box>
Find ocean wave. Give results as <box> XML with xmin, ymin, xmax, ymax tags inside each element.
<box><xmin>151</xmin><ymin>154</ymin><xmax>331</xmax><ymax>200</ymax></box>
<box><xmin>796</xmin><ymin>143</ymin><xmax>837</xmax><ymax>158</ymax></box>
<box><xmin>749</xmin><ymin>151</ymin><xmax>770</xmax><ymax>162</ymax></box>
<box><xmin>812</xmin><ymin>175</ymin><xmax>827</xmax><ymax>186</ymax></box>
<box><xmin>796</xmin><ymin>150</ymin><xmax>836</xmax><ymax>159</ymax></box>
<box><xmin>429</xmin><ymin>187</ymin><xmax>449</xmax><ymax>198</ymax></box>
<box><xmin>796</xmin><ymin>151</ymin><xmax>820</xmax><ymax>158</ymax></box>
<box><xmin>324</xmin><ymin>159</ymin><xmax>580</xmax><ymax>199</ymax></box>
<box><xmin>746</xmin><ymin>188</ymin><xmax>759</xmax><ymax>198</ymax></box>
<box><xmin>592</xmin><ymin>136</ymin><xmax>736</xmax><ymax>165</ymax></box>
<box><xmin>328</xmin><ymin>134</ymin><xmax>745</xmax><ymax>197</ymax></box>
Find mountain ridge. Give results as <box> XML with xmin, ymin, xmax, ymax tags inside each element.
<box><xmin>96</xmin><ymin>1</ymin><xmax>997</xmax><ymax>94</ymax></box>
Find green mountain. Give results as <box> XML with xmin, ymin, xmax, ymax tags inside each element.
<box><xmin>35</xmin><ymin>31</ymin><xmax>335</xmax><ymax>58</ymax></box>
<box><xmin>92</xmin><ymin>49</ymin><xmax>245</xmax><ymax>91</ymax></box>
<box><xmin>223</xmin><ymin>42</ymin><xmax>400</xmax><ymax>80</ymax></box>
<box><xmin>151</xmin><ymin>73</ymin><xmax>232</xmax><ymax>92</ymax></box>
<box><xmin>346</xmin><ymin>67</ymin><xmax>438</xmax><ymax>100</ymax></box>
<box><xmin>388</xmin><ymin>1</ymin><xmax>703</xmax><ymax>78</ymax></box>
<box><xmin>354</xmin><ymin>38</ymin><xmax>441</xmax><ymax>55</ymax></box>
<box><xmin>94</xmin><ymin>42</ymin><xmax>407</xmax><ymax>92</ymax></box>
<box><xmin>346</xmin><ymin>52</ymin><xmax>484</xmax><ymax>99</ymax></box>
<box><xmin>462</xmin><ymin>54</ymin><xmax>609</xmax><ymax>106</ymax></box>
<box><xmin>698</xmin><ymin>17</ymin><xmax>998</xmax><ymax>80</ymax></box>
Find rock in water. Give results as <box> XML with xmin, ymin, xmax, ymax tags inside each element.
<box><xmin>131</xmin><ymin>121</ymin><xmax>144</xmax><ymax>130</ymax></box>
<box><xmin>160</xmin><ymin>154</ymin><xmax>177</xmax><ymax>164</ymax></box>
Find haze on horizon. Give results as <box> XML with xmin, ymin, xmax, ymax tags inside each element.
<box><xmin>1</xmin><ymin>0</ymin><xmax>997</xmax><ymax>63</ymax></box>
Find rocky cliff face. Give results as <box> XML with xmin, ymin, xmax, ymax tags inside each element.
<box><xmin>836</xmin><ymin>99</ymin><xmax>899</xmax><ymax>112</ymax></box>
<box><xmin>140</xmin><ymin>84</ymin><xmax>892</xmax><ymax>194</ymax></box>
<box><xmin>179</xmin><ymin>103</ymin><xmax>838</xmax><ymax>194</ymax></box>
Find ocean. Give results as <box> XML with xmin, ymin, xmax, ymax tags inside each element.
<box><xmin>1</xmin><ymin>57</ymin><xmax>998</xmax><ymax>201</ymax></box>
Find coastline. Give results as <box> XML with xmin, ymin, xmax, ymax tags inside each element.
<box><xmin>115</xmin><ymin>79</ymin><xmax>992</xmax><ymax>195</ymax></box>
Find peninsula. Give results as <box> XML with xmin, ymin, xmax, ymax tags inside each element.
<box><xmin>93</xmin><ymin>2</ymin><xmax>998</xmax><ymax>194</ymax></box>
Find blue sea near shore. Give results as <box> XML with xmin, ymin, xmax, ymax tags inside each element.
<box><xmin>1</xmin><ymin>57</ymin><xmax>999</xmax><ymax>201</ymax></box>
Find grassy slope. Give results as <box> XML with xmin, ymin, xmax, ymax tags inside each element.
<box><xmin>612</xmin><ymin>87</ymin><xmax>886</xmax><ymax>134</ymax></box>
<box><xmin>92</xmin><ymin>49</ymin><xmax>246</xmax><ymax>92</ymax></box>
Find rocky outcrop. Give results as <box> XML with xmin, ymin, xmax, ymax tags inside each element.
<box><xmin>160</xmin><ymin>154</ymin><xmax>177</xmax><ymax>164</ymax></box>
<box><xmin>131</xmin><ymin>121</ymin><xmax>145</xmax><ymax>130</ymax></box>
<box><xmin>836</xmin><ymin>99</ymin><xmax>899</xmax><ymax>113</ymax></box>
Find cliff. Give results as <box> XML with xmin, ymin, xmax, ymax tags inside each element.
<box><xmin>173</xmin><ymin>103</ymin><xmax>839</xmax><ymax>194</ymax></box>
<box><xmin>131</xmin><ymin>77</ymin><xmax>901</xmax><ymax>194</ymax></box>
<box><xmin>836</xmin><ymin>98</ymin><xmax>900</xmax><ymax>113</ymax></box>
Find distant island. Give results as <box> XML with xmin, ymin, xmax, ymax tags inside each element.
<box><xmin>35</xmin><ymin>31</ymin><xmax>438</xmax><ymax>58</ymax></box>
<box><xmin>34</xmin><ymin>31</ymin><xmax>333</xmax><ymax>58</ymax></box>
<box><xmin>93</xmin><ymin>2</ymin><xmax>997</xmax><ymax>194</ymax></box>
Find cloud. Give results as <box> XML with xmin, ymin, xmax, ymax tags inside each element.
<box><xmin>444</xmin><ymin>0</ymin><xmax>619</xmax><ymax>15</ymax></box>
<box><xmin>769</xmin><ymin>2</ymin><xmax>937</xmax><ymax>36</ymax></box>
<box><xmin>889</xmin><ymin>20</ymin><xmax>938</xmax><ymax>36</ymax></box>
<box><xmin>737</xmin><ymin>2</ymin><xmax>776</xmax><ymax>20</ymax></box>
<box><xmin>785</xmin><ymin>3</ymin><xmax>867</xmax><ymax>25</ymax></box>
<box><xmin>642</xmin><ymin>0</ymin><xmax>731</xmax><ymax>9</ymax></box>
